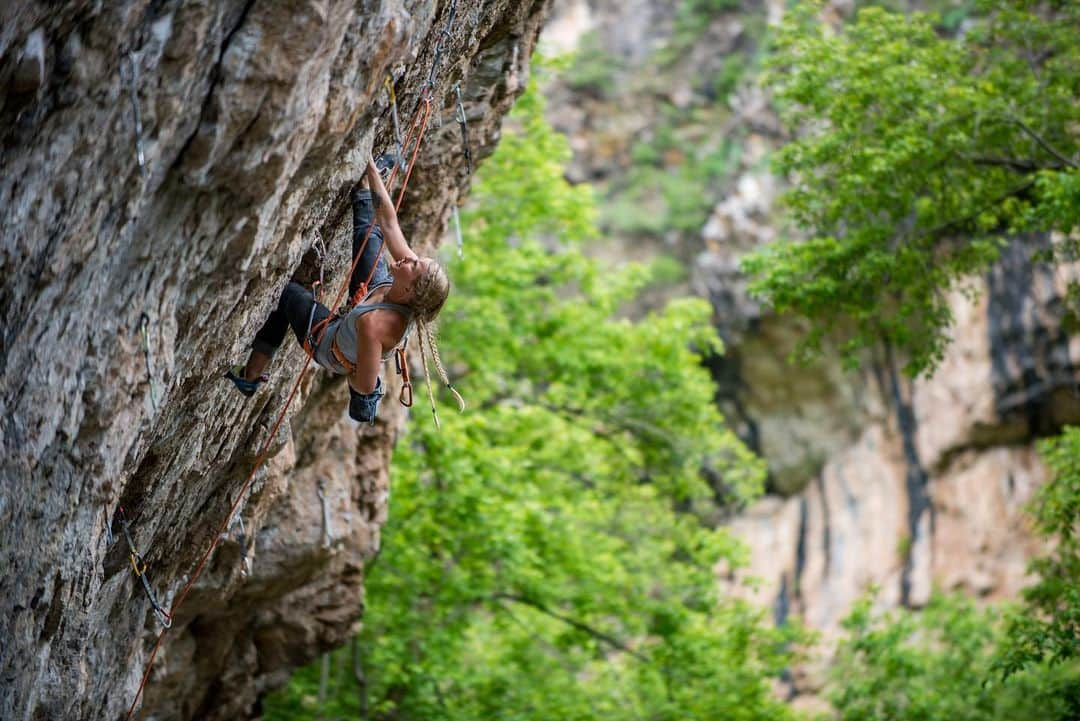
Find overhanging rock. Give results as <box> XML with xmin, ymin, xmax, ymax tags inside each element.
<box><xmin>0</xmin><ymin>1</ymin><xmax>550</xmax><ymax>719</ymax></box>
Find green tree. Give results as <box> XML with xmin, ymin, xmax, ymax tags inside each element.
<box><xmin>743</xmin><ymin>1</ymin><xmax>1080</xmax><ymax>376</ymax></box>
<box><xmin>993</xmin><ymin>426</ymin><xmax>1080</xmax><ymax>678</ymax></box>
<box><xmin>266</xmin><ymin>77</ymin><xmax>800</xmax><ymax>720</ymax></box>
<box><xmin>742</xmin><ymin>1</ymin><xmax>1080</xmax><ymax>708</ymax></box>
<box><xmin>830</xmin><ymin>594</ymin><xmax>1080</xmax><ymax>721</ymax></box>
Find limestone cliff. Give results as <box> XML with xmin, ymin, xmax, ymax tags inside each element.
<box><xmin>0</xmin><ymin>1</ymin><xmax>549</xmax><ymax>719</ymax></box>
<box><xmin>541</xmin><ymin>0</ymin><xmax>1080</xmax><ymax>682</ymax></box>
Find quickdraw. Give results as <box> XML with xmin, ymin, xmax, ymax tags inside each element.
<box><xmin>384</xmin><ymin>76</ymin><xmax>406</xmax><ymax>173</ymax></box>
<box><xmin>316</xmin><ymin>479</ymin><xmax>334</xmax><ymax>549</ymax></box>
<box><xmin>224</xmin><ymin>509</ymin><xmax>253</xmax><ymax>578</ymax></box>
<box><xmin>452</xmin><ymin>204</ymin><xmax>464</xmax><ymax>259</ymax></box>
<box><xmin>138</xmin><ymin>313</ymin><xmax>158</xmax><ymax>411</ymax></box>
<box><xmin>395</xmin><ymin>344</ymin><xmax>413</xmax><ymax>407</ymax></box>
<box><xmin>103</xmin><ymin>505</ymin><xmax>115</xmax><ymax>545</ymax></box>
<box><xmin>119</xmin><ymin>51</ymin><xmax>147</xmax><ymax>177</ymax></box>
<box><xmin>116</xmin><ymin>507</ymin><xmax>171</xmax><ymax>628</ymax></box>
<box><xmin>236</xmin><ymin>514</ymin><xmax>252</xmax><ymax>577</ymax></box>
<box><xmin>305</xmin><ymin>232</ymin><xmax>328</xmax><ymax>352</ymax></box>
<box><xmin>424</xmin><ymin>0</ymin><xmax>457</xmax><ymax>93</ymax></box>
<box><xmin>453</xmin><ymin>81</ymin><xmax>472</xmax><ymax>175</ymax></box>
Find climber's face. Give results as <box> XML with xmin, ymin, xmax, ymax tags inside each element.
<box><xmin>391</xmin><ymin>256</ymin><xmax>431</xmax><ymax>295</ymax></box>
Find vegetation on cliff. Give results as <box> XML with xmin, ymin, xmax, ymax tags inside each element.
<box><xmin>743</xmin><ymin>0</ymin><xmax>1080</xmax><ymax>376</ymax></box>
<box><xmin>830</xmin><ymin>593</ymin><xmax>1079</xmax><ymax>721</ymax></box>
<box><xmin>994</xmin><ymin>427</ymin><xmax>1080</xmax><ymax>680</ymax></box>
<box><xmin>739</xmin><ymin>1</ymin><xmax>1080</xmax><ymax>716</ymax></box>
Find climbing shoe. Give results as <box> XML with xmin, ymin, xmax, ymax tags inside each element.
<box><xmin>225</xmin><ymin>365</ymin><xmax>268</xmax><ymax>397</ymax></box>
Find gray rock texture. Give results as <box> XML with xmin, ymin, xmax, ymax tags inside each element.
<box><xmin>0</xmin><ymin>1</ymin><xmax>549</xmax><ymax>719</ymax></box>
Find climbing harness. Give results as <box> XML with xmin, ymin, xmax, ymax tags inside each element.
<box><xmin>453</xmin><ymin>82</ymin><xmax>472</xmax><ymax>175</ymax></box>
<box><xmin>124</xmin><ymin>5</ymin><xmax>463</xmax><ymax>715</ymax></box>
<box><xmin>316</xmin><ymin>479</ymin><xmax>334</xmax><ymax>549</ymax></box>
<box><xmin>116</xmin><ymin>507</ymin><xmax>172</xmax><ymax>628</ymax></box>
<box><xmin>120</xmin><ymin>51</ymin><xmax>147</xmax><ymax>178</ymax></box>
<box><xmin>384</xmin><ymin>76</ymin><xmax>406</xmax><ymax>172</ymax></box>
<box><xmin>138</xmin><ymin>313</ymin><xmax>158</xmax><ymax>411</ymax></box>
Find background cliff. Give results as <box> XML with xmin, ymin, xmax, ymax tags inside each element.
<box><xmin>0</xmin><ymin>1</ymin><xmax>549</xmax><ymax>719</ymax></box>
<box><xmin>541</xmin><ymin>0</ymin><xmax>1080</xmax><ymax>692</ymax></box>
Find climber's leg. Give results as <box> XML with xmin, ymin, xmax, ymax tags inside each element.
<box><xmin>227</xmin><ymin>282</ymin><xmax>329</xmax><ymax>395</ymax></box>
<box><xmin>257</xmin><ymin>280</ymin><xmax>332</xmax><ymax>350</ymax></box>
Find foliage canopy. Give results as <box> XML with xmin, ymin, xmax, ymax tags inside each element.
<box><xmin>743</xmin><ymin>0</ymin><xmax>1080</xmax><ymax>376</ymax></box>
<box><xmin>830</xmin><ymin>594</ymin><xmax>1080</xmax><ymax>721</ymax></box>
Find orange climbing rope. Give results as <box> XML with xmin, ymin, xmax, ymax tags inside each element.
<box><xmin>122</xmin><ymin>88</ymin><xmax>436</xmax><ymax>721</ymax></box>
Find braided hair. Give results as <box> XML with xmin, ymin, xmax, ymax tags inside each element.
<box><xmin>409</xmin><ymin>260</ymin><xmax>465</xmax><ymax>427</ymax></box>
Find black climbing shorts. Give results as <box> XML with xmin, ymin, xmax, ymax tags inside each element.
<box><xmin>251</xmin><ymin>281</ymin><xmax>329</xmax><ymax>357</ymax></box>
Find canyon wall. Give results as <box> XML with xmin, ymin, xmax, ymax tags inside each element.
<box><xmin>541</xmin><ymin>0</ymin><xmax>1080</xmax><ymax>679</ymax></box>
<box><xmin>0</xmin><ymin>1</ymin><xmax>549</xmax><ymax>719</ymax></box>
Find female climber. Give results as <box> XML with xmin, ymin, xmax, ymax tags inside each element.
<box><xmin>226</xmin><ymin>154</ymin><xmax>463</xmax><ymax>424</ymax></box>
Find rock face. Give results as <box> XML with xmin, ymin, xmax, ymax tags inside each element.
<box><xmin>542</xmin><ymin>0</ymin><xmax>1080</xmax><ymax>675</ymax></box>
<box><xmin>727</xmin><ymin>247</ymin><xmax>1080</xmax><ymax>692</ymax></box>
<box><xmin>0</xmin><ymin>2</ymin><xmax>549</xmax><ymax>720</ymax></box>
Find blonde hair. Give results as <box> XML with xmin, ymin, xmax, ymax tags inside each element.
<box><xmin>411</xmin><ymin>260</ymin><xmax>450</xmax><ymax>323</ymax></box>
<box><xmin>410</xmin><ymin>260</ymin><xmax>464</xmax><ymax>427</ymax></box>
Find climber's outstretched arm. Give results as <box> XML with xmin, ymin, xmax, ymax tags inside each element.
<box><xmin>366</xmin><ymin>156</ymin><xmax>418</xmax><ymax>263</ymax></box>
<box><xmin>348</xmin><ymin>325</ymin><xmax>383</xmax><ymax>395</ymax></box>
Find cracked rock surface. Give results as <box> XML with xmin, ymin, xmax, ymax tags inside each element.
<box><xmin>0</xmin><ymin>1</ymin><xmax>549</xmax><ymax>719</ymax></box>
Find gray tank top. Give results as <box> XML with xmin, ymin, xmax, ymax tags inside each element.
<box><xmin>317</xmin><ymin>286</ymin><xmax>413</xmax><ymax>375</ymax></box>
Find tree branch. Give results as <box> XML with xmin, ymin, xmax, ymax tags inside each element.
<box><xmin>962</xmin><ymin>155</ymin><xmax>1062</xmax><ymax>173</ymax></box>
<box><xmin>492</xmin><ymin>592</ymin><xmax>650</xmax><ymax>663</ymax></box>
<box><xmin>1010</xmin><ymin>117</ymin><xmax>1079</xmax><ymax>169</ymax></box>
<box><xmin>914</xmin><ymin>180</ymin><xmax>1036</xmax><ymax>243</ymax></box>
<box><xmin>494</xmin><ymin>601</ymin><xmax>584</xmax><ymax>676</ymax></box>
